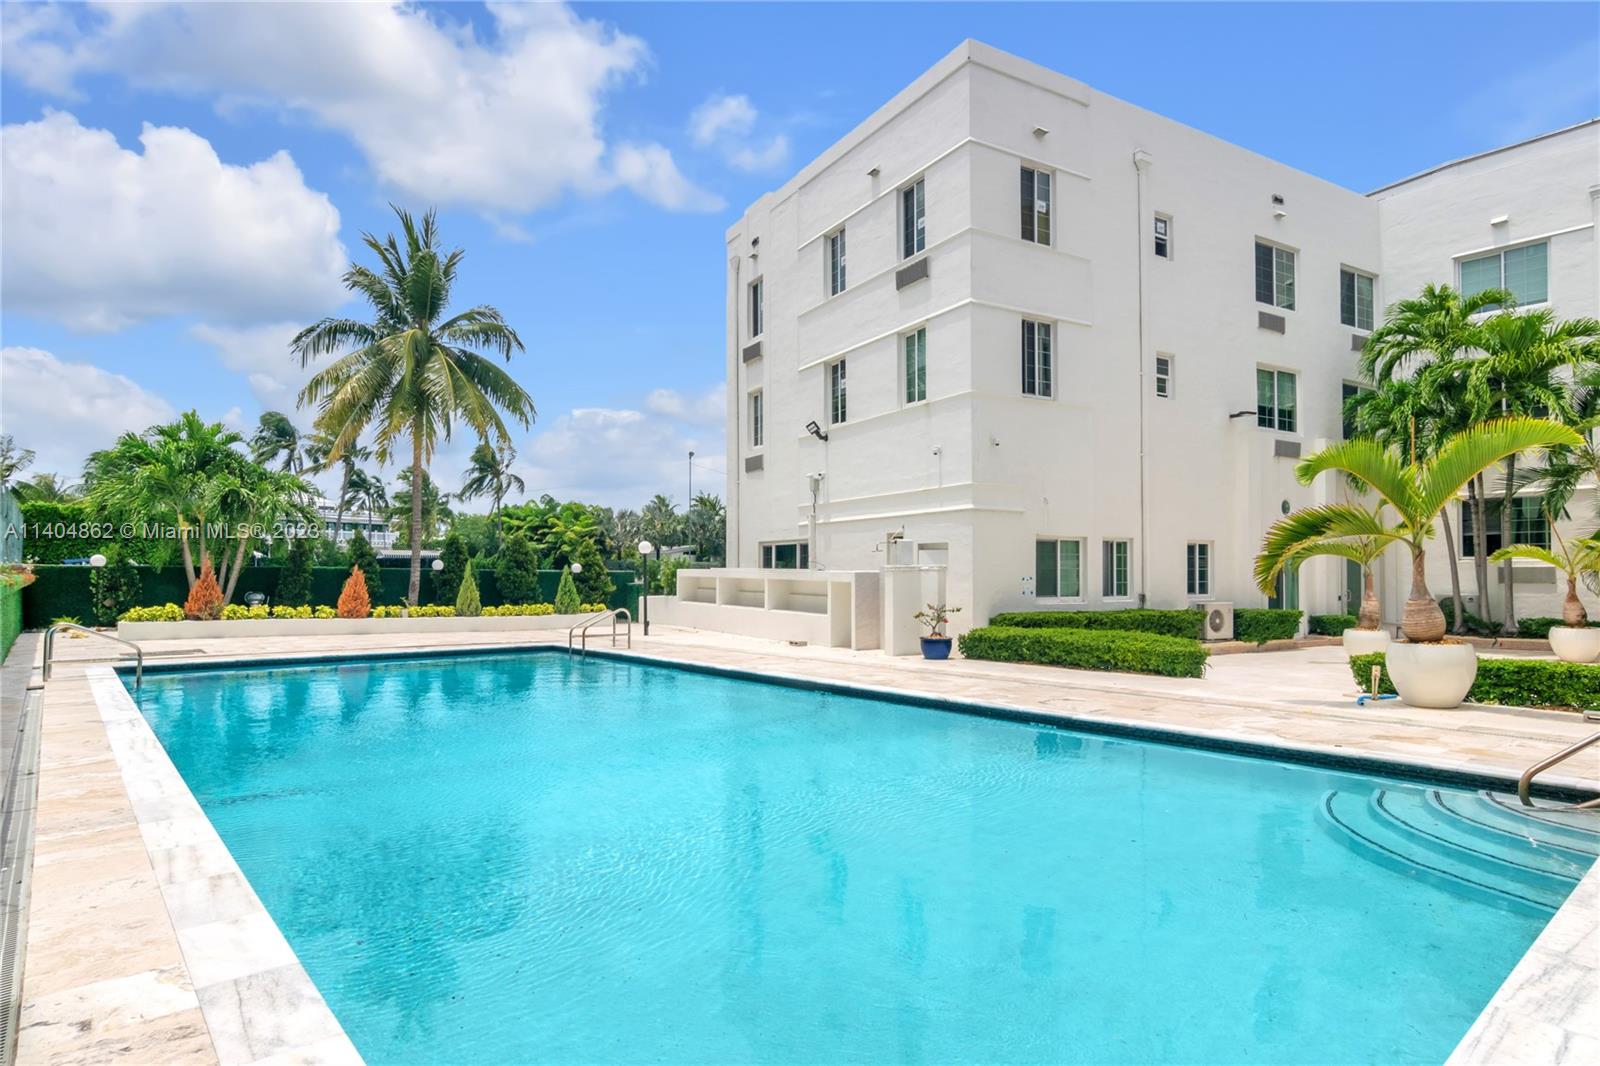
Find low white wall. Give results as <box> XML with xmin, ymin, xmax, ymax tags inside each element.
<box><xmin>117</xmin><ymin>614</ymin><xmax>599</xmax><ymax>640</ymax></box>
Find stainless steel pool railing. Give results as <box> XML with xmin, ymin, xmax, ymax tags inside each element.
<box><xmin>41</xmin><ymin>623</ymin><xmax>143</xmax><ymax>688</ymax></box>
<box><xmin>567</xmin><ymin>608</ymin><xmax>633</xmax><ymax>656</ymax></box>
<box><xmin>1517</xmin><ymin>730</ymin><xmax>1600</xmax><ymax>810</ymax></box>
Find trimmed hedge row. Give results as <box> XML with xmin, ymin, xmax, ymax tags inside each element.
<box><xmin>1516</xmin><ymin>617</ymin><xmax>1562</xmax><ymax>639</ymax></box>
<box><xmin>1235</xmin><ymin>608</ymin><xmax>1303</xmax><ymax>644</ymax></box>
<box><xmin>988</xmin><ymin>607</ymin><xmax>1303</xmax><ymax>645</ymax></box>
<box><xmin>1309</xmin><ymin>613</ymin><xmax>1359</xmax><ymax>636</ymax></box>
<box><xmin>1350</xmin><ymin>651</ymin><xmax>1600</xmax><ymax>712</ymax></box>
<box><xmin>960</xmin><ymin>625</ymin><xmax>1209</xmax><ymax>678</ymax></box>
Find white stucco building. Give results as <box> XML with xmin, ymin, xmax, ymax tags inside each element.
<box><xmin>721</xmin><ymin>40</ymin><xmax>1599</xmax><ymax>639</ymax></box>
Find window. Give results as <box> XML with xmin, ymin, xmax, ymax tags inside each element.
<box><xmin>1153</xmin><ymin>214</ymin><xmax>1171</xmax><ymax>258</ymax></box>
<box><xmin>1021</xmin><ymin>319</ymin><xmax>1053</xmax><ymax>398</ymax></box>
<box><xmin>1461</xmin><ymin>242</ymin><xmax>1548</xmax><ymax>307</ymax></box>
<box><xmin>1155</xmin><ymin>354</ymin><xmax>1173</xmax><ymax>398</ymax></box>
<box><xmin>1340</xmin><ymin>269</ymin><xmax>1374</xmax><ymax>330</ymax></box>
<box><xmin>904</xmin><ymin>328</ymin><xmax>927</xmax><ymax>404</ymax></box>
<box><xmin>829</xmin><ymin>359</ymin><xmax>847</xmax><ymax>424</ymax></box>
<box><xmin>1255</xmin><ymin>241</ymin><xmax>1296</xmax><ymax>309</ymax></box>
<box><xmin>1102</xmin><ymin>540</ymin><xmax>1131</xmax><ymax>598</ymax></box>
<box><xmin>902</xmin><ymin>179</ymin><xmax>926</xmax><ymax>259</ymax></box>
<box><xmin>1268</xmin><ymin>566</ymin><xmax>1299</xmax><ymax>610</ymax></box>
<box><xmin>1035</xmin><ymin>538</ymin><xmax>1083</xmax><ymax>599</ymax></box>
<box><xmin>1186</xmin><ymin>543</ymin><xmax>1211</xmax><ymax>597</ymax></box>
<box><xmin>827</xmin><ymin>229</ymin><xmax>847</xmax><ymax>295</ymax></box>
<box><xmin>749</xmin><ymin>279</ymin><xmax>764</xmax><ymax>337</ymax></box>
<box><xmin>1461</xmin><ymin>497</ymin><xmax>1550</xmax><ymax>556</ymax></box>
<box><xmin>1257</xmin><ymin>368</ymin><xmax>1297</xmax><ymax>431</ymax></box>
<box><xmin>1341</xmin><ymin>381</ymin><xmax>1373</xmax><ymax>439</ymax></box>
<box><xmin>1020</xmin><ymin>166</ymin><xmax>1052</xmax><ymax>245</ymax></box>
<box><xmin>750</xmin><ymin>390</ymin><xmax>764</xmax><ymax>448</ymax></box>
<box><xmin>760</xmin><ymin>542</ymin><xmax>810</xmax><ymax>569</ymax></box>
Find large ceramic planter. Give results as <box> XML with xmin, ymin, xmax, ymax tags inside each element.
<box><xmin>1342</xmin><ymin>628</ymin><xmax>1390</xmax><ymax>657</ymax></box>
<box><xmin>920</xmin><ymin>636</ymin><xmax>953</xmax><ymax>660</ymax></box>
<box><xmin>1385</xmin><ymin>642</ymin><xmax>1478</xmax><ymax>709</ymax></box>
<box><xmin>1547</xmin><ymin>626</ymin><xmax>1600</xmax><ymax>664</ymax></box>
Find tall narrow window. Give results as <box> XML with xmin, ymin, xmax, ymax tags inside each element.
<box><xmin>1020</xmin><ymin>166</ymin><xmax>1052</xmax><ymax>245</ymax></box>
<box><xmin>1340</xmin><ymin>269</ymin><xmax>1374</xmax><ymax>330</ymax></box>
<box><xmin>1461</xmin><ymin>242</ymin><xmax>1548</xmax><ymax>306</ymax></box>
<box><xmin>902</xmin><ymin>178</ymin><xmax>926</xmax><ymax>259</ymax></box>
<box><xmin>1255</xmin><ymin>241</ymin><xmax>1296</xmax><ymax>309</ymax></box>
<box><xmin>829</xmin><ymin>360</ymin><xmax>847</xmax><ymax>425</ymax></box>
<box><xmin>749</xmin><ymin>278</ymin><xmax>764</xmax><ymax>337</ymax></box>
<box><xmin>1186</xmin><ymin>542</ymin><xmax>1210</xmax><ymax>597</ymax></box>
<box><xmin>1021</xmin><ymin>319</ymin><xmax>1053</xmax><ymax>398</ymax></box>
<box><xmin>1341</xmin><ymin>381</ymin><xmax>1373</xmax><ymax>439</ymax></box>
<box><xmin>750</xmin><ymin>390</ymin><xmax>764</xmax><ymax>448</ymax></box>
<box><xmin>904</xmin><ymin>328</ymin><xmax>927</xmax><ymax>404</ymax></box>
<box><xmin>1102</xmin><ymin>539</ymin><xmax>1130</xmax><ymax>598</ymax></box>
<box><xmin>1155</xmin><ymin>354</ymin><xmax>1173</xmax><ymax>398</ymax></box>
<box><xmin>1256</xmin><ymin>368</ymin><xmax>1297</xmax><ymax>431</ymax></box>
<box><xmin>827</xmin><ymin>229</ymin><xmax>847</xmax><ymax>295</ymax></box>
<box><xmin>1153</xmin><ymin>215</ymin><xmax>1171</xmax><ymax>258</ymax></box>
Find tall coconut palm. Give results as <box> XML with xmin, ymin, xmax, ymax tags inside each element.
<box><xmin>1260</xmin><ymin>417</ymin><xmax>1581</xmax><ymax>643</ymax></box>
<box><xmin>458</xmin><ymin>442</ymin><xmax>525</xmax><ymax>525</ymax></box>
<box><xmin>11</xmin><ymin>472</ymin><xmax>78</xmax><ymax>503</ymax></box>
<box><xmin>1491</xmin><ymin>520</ymin><xmax>1600</xmax><ymax>629</ymax></box>
<box><xmin>306</xmin><ymin>428</ymin><xmax>374</xmax><ymax>542</ymax></box>
<box><xmin>1255</xmin><ymin>502</ymin><xmax>1390</xmax><ymax>630</ymax></box>
<box><xmin>293</xmin><ymin>206</ymin><xmax>536</xmax><ymax>604</ymax></box>
<box><xmin>250</xmin><ymin>411</ymin><xmax>305</xmax><ymax>472</ymax></box>
<box><xmin>0</xmin><ymin>436</ymin><xmax>35</xmax><ymax>488</ymax></box>
<box><xmin>640</xmin><ymin>493</ymin><xmax>679</xmax><ymax>547</ymax></box>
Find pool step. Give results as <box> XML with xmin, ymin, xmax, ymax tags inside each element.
<box><xmin>1320</xmin><ymin>789</ymin><xmax>1598</xmax><ymax>918</ymax></box>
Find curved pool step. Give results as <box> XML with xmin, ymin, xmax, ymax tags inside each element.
<box><xmin>1437</xmin><ymin>790</ymin><xmax>1600</xmax><ymax>857</ymax></box>
<box><xmin>1371</xmin><ymin>790</ymin><xmax>1589</xmax><ymax>890</ymax></box>
<box><xmin>1319</xmin><ymin>790</ymin><xmax>1573</xmax><ymax>918</ymax></box>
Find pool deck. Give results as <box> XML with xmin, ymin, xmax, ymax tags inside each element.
<box><xmin>15</xmin><ymin>626</ymin><xmax>1600</xmax><ymax>1065</ymax></box>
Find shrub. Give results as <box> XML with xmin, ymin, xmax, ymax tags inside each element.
<box><xmin>1440</xmin><ymin>598</ymin><xmax>1501</xmax><ymax>636</ymax></box>
<box><xmin>988</xmin><ymin>609</ymin><xmax>1204</xmax><ymax>639</ymax></box>
<box><xmin>1517</xmin><ymin>617</ymin><xmax>1562</xmax><ymax>639</ymax></box>
<box><xmin>1235</xmin><ymin>608</ymin><xmax>1302</xmax><ymax>644</ymax></box>
<box><xmin>570</xmin><ymin>538</ymin><xmax>614</xmax><ymax>604</ymax></box>
<box><xmin>1350</xmin><ymin>651</ymin><xmax>1600</xmax><ymax>712</ymax></box>
<box><xmin>337</xmin><ymin>566</ymin><xmax>372</xmax><ymax>619</ymax></box>
<box><xmin>120</xmin><ymin>603</ymin><xmax>184</xmax><ymax>622</ymax></box>
<box><xmin>482</xmin><ymin>603</ymin><xmax>556</xmax><ymax>616</ymax></box>
<box><xmin>580</xmin><ymin>602</ymin><xmax>609</xmax><ymax>613</ymax></box>
<box><xmin>434</xmin><ymin>533</ymin><xmax>468</xmax><ymax>602</ymax></box>
<box><xmin>652</xmin><ymin>555</ymin><xmax>697</xmax><ymax>596</ymax></box>
<box><xmin>959</xmin><ymin>625</ymin><xmax>1209</xmax><ymax>678</ymax></box>
<box><xmin>345</xmin><ymin>533</ymin><xmax>383</xmax><ymax>606</ymax></box>
<box><xmin>1309</xmin><ymin>614</ymin><xmax>1359</xmax><ymax>637</ymax></box>
<box><xmin>372</xmin><ymin>604</ymin><xmax>457</xmax><ymax>618</ymax></box>
<box><xmin>271</xmin><ymin>605</ymin><xmax>315</xmax><ymax>619</ymax></box>
<box><xmin>184</xmin><ymin>563</ymin><xmax>223</xmax><ymax>621</ymax></box>
<box><xmin>18</xmin><ymin>500</ymin><xmax>103</xmax><ymax>563</ymax></box>
<box><xmin>455</xmin><ymin>558</ymin><xmax>482</xmax><ymax>617</ymax></box>
<box><xmin>495</xmin><ymin>533</ymin><xmax>540</xmax><ymax>604</ymax></box>
<box><xmin>554</xmin><ymin>567</ymin><xmax>581</xmax><ymax>614</ymax></box>
<box><xmin>222</xmin><ymin>604</ymin><xmax>269</xmax><ymax>620</ymax></box>
<box><xmin>276</xmin><ymin>538</ymin><xmax>314</xmax><ymax>606</ymax></box>
<box><xmin>89</xmin><ymin>553</ymin><xmax>142</xmax><ymax>626</ymax></box>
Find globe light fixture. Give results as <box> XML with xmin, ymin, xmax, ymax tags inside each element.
<box><xmin>88</xmin><ymin>553</ymin><xmax>108</xmax><ymax>568</ymax></box>
<box><xmin>637</xmin><ymin>540</ymin><xmax>653</xmax><ymax>555</ymax></box>
<box><xmin>431</xmin><ymin>558</ymin><xmax>444</xmax><ymax>572</ymax></box>
<box><xmin>570</xmin><ymin>562</ymin><xmax>582</xmax><ymax>575</ymax></box>
<box><xmin>637</xmin><ymin>540</ymin><xmax>656</xmax><ymax>635</ymax></box>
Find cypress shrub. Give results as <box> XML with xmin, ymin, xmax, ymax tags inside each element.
<box><xmin>570</xmin><ymin>538</ymin><xmax>614</xmax><ymax>604</ymax></box>
<box><xmin>496</xmin><ymin>533</ymin><xmax>540</xmax><ymax>604</ymax></box>
<box><xmin>554</xmin><ymin>568</ymin><xmax>581</xmax><ymax>615</ymax></box>
<box><xmin>275</xmin><ymin>538</ymin><xmax>314</xmax><ymax>605</ymax></box>
<box><xmin>455</xmin><ymin>558</ymin><xmax>482</xmax><ymax>617</ymax></box>
<box><xmin>183</xmin><ymin>562</ymin><xmax>223</xmax><ymax>621</ymax></box>
<box><xmin>345</xmin><ymin>533</ymin><xmax>383</xmax><ymax>606</ymax></box>
<box><xmin>960</xmin><ymin>625</ymin><xmax>1209</xmax><ymax>678</ymax></box>
<box><xmin>337</xmin><ymin>566</ymin><xmax>372</xmax><ymax>618</ymax></box>
<box><xmin>434</xmin><ymin>533</ymin><xmax>468</xmax><ymax>603</ymax></box>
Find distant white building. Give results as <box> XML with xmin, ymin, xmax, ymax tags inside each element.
<box><xmin>312</xmin><ymin>497</ymin><xmax>394</xmax><ymax>550</ymax></box>
<box><xmin>722</xmin><ymin>39</ymin><xmax>1598</xmax><ymax>638</ymax></box>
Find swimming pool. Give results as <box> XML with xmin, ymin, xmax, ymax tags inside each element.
<box><xmin>132</xmin><ymin>650</ymin><xmax>1595</xmax><ymax>1065</ymax></box>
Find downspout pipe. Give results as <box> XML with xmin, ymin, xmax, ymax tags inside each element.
<box><xmin>729</xmin><ymin>252</ymin><xmax>742</xmax><ymax>567</ymax></box>
<box><xmin>1133</xmin><ymin>149</ymin><xmax>1153</xmax><ymax>607</ymax></box>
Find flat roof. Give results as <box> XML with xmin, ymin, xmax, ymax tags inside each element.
<box><xmin>1367</xmin><ymin>118</ymin><xmax>1599</xmax><ymax>196</ymax></box>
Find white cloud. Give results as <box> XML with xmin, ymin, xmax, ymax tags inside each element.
<box><xmin>1</xmin><ymin>111</ymin><xmax>346</xmax><ymax>331</ymax></box>
<box><xmin>612</xmin><ymin>143</ymin><xmax>725</xmax><ymax>212</ymax></box>
<box><xmin>645</xmin><ymin>384</ymin><xmax>725</xmax><ymax>425</ymax></box>
<box><xmin>0</xmin><ymin>346</ymin><xmax>175</xmax><ymax>476</ymax></box>
<box><xmin>189</xmin><ymin>322</ymin><xmax>313</xmax><ymax>414</ymax></box>
<box><xmin>4</xmin><ymin>2</ymin><xmax>720</xmax><ymax>214</ymax></box>
<box><xmin>687</xmin><ymin>91</ymin><xmax>790</xmax><ymax>173</ymax></box>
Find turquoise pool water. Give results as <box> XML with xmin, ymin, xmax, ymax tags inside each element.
<box><xmin>132</xmin><ymin>652</ymin><xmax>1590</xmax><ymax>1065</ymax></box>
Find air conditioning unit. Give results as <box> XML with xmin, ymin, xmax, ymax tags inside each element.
<box><xmin>1199</xmin><ymin>602</ymin><xmax>1234</xmax><ymax>641</ymax></box>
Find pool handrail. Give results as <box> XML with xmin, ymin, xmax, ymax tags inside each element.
<box><xmin>42</xmin><ymin>622</ymin><xmax>143</xmax><ymax>688</ymax></box>
<box><xmin>567</xmin><ymin>608</ymin><xmax>633</xmax><ymax>655</ymax></box>
<box><xmin>1517</xmin><ymin>730</ymin><xmax>1600</xmax><ymax>810</ymax></box>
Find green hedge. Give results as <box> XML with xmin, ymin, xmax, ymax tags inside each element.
<box><xmin>1</xmin><ymin>585</ymin><xmax>20</xmax><ymax>663</ymax></box>
<box><xmin>960</xmin><ymin>625</ymin><xmax>1209</xmax><ymax>678</ymax></box>
<box><xmin>1234</xmin><ymin>608</ymin><xmax>1302</xmax><ymax>644</ymax></box>
<box><xmin>988</xmin><ymin>609</ymin><xmax>1203</xmax><ymax>639</ymax></box>
<box><xmin>16</xmin><ymin>501</ymin><xmax>105</xmax><ymax>563</ymax></box>
<box><xmin>1516</xmin><ymin>617</ymin><xmax>1561</xmax><ymax>639</ymax></box>
<box><xmin>1350</xmin><ymin>651</ymin><xmax>1600</xmax><ymax>712</ymax></box>
<box><xmin>1309</xmin><ymin>613</ymin><xmax>1358</xmax><ymax>636</ymax></box>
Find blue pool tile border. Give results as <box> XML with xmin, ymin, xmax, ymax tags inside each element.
<box><xmin>116</xmin><ymin>644</ymin><xmax>1600</xmax><ymax>805</ymax></box>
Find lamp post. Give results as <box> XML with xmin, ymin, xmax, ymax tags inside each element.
<box><xmin>637</xmin><ymin>539</ymin><xmax>654</xmax><ymax>635</ymax></box>
<box><xmin>688</xmin><ymin>450</ymin><xmax>695</xmax><ymax>500</ymax></box>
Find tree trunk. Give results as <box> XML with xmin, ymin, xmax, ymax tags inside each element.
<box><xmin>1500</xmin><ymin>456</ymin><xmax>1517</xmax><ymax>631</ymax></box>
<box><xmin>1402</xmin><ymin>547</ymin><xmax>1446</xmax><ymax>643</ymax></box>
<box><xmin>179</xmin><ymin>520</ymin><xmax>197</xmax><ymax>588</ymax></box>
<box><xmin>1563</xmin><ymin>574</ymin><xmax>1588</xmax><ymax>628</ymax></box>
<box><xmin>408</xmin><ymin>430</ymin><xmax>424</xmax><ymax>607</ymax></box>
<box><xmin>333</xmin><ymin>460</ymin><xmax>351</xmax><ymax>542</ymax></box>
<box><xmin>1440</xmin><ymin>507</ymin><xmax>1464</xmax><ymax>634</ymax></box>
<box><xmin>1358</xmin><ymin>567</ymin><xmax>1381</xmax><ymax>629</ymax></box>
<box><xmin>221</xmin><ymin>538</ymin><xmax>249</xmax><ymax>604</ymax></box>
<box><xmin>1470</xmin><ymin>475</ymin><xmax>1490</xmax><ymax>627</ymax></box>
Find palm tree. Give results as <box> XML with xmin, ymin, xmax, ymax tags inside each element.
<box><xmin>306</xmin><ymin>428</ymin><xmax>374</xmax><ymax>542</ymax></box>
<box><xmin>458</xmin><ymin>442</ymin><xmax>525</xmax><ymax>524</ymax></box>
<box><xmin>1258</xmin><ymin>417</ymin><xmax>1581</xmax><ymax>643</ymax></box>
<box><xmin>293</xmin><ymin>206</ymin><xmax>536</xmax><ymax>605</ymax></box>
<box><xmin>640</xmin><ymin>493</ymin><xmax>678</xmax><ymax>547</ymax></box>
<box><xmin>0</xmin><ymin>436</ymin><xmax>34</xmax><ymax>488</ymax></box>
<box><xmin>387</xmin><ymin>468</ymin><xmax>454</xmax><ymax>549</ymax></box>
<box><xmin>1256</xmin><ymin>502</ymin><xmax>1389</xmax><ymax>630</ymax></box>
<box><xmin>1491</xmin><ymin>520</ymin><xmax>1600</xmax><ymax>629</ymax></box>
<box><xmin>346</xmin><ymin>468</ymin><xmax>389</xmax><ymax>527</ymax></box>
<box><xmin>250</xmin><ymin>411</ymin><xmax>305</xmax><ymax>472</ymax></box>
<box><xmin>11</xmin><ymin>472</ymin><xmax>78</xmax><ymax>503</ymax></box>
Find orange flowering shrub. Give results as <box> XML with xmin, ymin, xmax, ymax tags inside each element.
<box><xmin>337</xmin><ymin>566</ymin><xmax>372</xmax><ymax>619</ymax></box>
<box><xmin>183</xmin><ymin>562</ymin><xmax>223</xmax><ymax>620</ymax></box>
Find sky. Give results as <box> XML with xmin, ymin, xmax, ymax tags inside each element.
<box><xmin>1</xmin><ymin>1</ymin><xmax>1597</xmax><ymax>511</ymax></box>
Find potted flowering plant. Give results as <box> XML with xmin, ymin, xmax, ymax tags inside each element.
<box><xmin>913</xmin><ymin>603</ymin><xmax>960</xmax><ymax>660</ymax></box>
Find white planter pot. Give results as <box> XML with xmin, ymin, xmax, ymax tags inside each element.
<box><xmin>1342</xmin><ymin>628</ymin><xmax>1391</xmax><ymax>657</ymax></box>
<box><xmin>1384</xmin><ymin>642</ymin><xmax>1478</xmax><ymax>709</ymax></box>
<box><xmin>1547</xmin><ymin>626</ymin><xmax>1600</xmax><ymax>664</ymax></box>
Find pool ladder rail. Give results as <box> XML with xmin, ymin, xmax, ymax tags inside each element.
<box><xmin>1518</xmin><ymin>725</ymin><xmax>1600</xmax><ymax>811</ymax></box>
<box><xmin>41</xmin><ymin>622</ymin><xmax>144</xmax><ymax>688</ymax></box>
<box><xmin>567</xmin><ymin>608</ymin><xmax>632</xmax><ymax>656</ymax></box>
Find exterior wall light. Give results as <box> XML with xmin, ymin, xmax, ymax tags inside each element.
<box><xmin>805</xmin><ymin>421</ymin><xmax>829</xmax><ymax>442</ymax></box>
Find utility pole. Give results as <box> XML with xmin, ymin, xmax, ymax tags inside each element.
<box><xmin>688</xmin><ymin>450</ymin><xmax>695</xmax><ymax>500</ymax></box>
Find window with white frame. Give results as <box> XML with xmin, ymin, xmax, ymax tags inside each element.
<box><xmin>1154</xmin><ymin>214</ymin><xmax>1171</xmax><ymax>258</ymax></box>
<box><xmin>829</xmin><ymin>359</ymin><xmax>847</xmax><ymax>424</ymax></box>
<box><xmin>1102</xmin><ymin>539</ymin><xmax>1131</xmax><ymax>598</ymax></box>
<box><xmin>1155</xmin><ymin>354</ymin><xmax>1173</xmax><ymax>398</ymax></box>
<box><xmin>1257</xmin><ymin>367</ymin><xmax>1297</xmax><ymax>432</ymax></box>
<box><xmin>750</xmin><ymin>390</ymin><xmax>764</xmax><ymax>448</ymax></box>
<box><xmin>827</xmin><ymin>229</ymin><xmax>847</xmax><ymax>296</ymax></box>
<box><xmin>902</xmin><ymin>178</ymin><xmax>925</xmax><ymax>259</ymax></box>
<box><xmin>904</xmin><ymin>328</ymin><xmax>927</xmax><ymax>404</ymax></box>
<box><xmin>749</xmin><ymin>278</ymin><xmax>764</xmax><ymax>337</ymax></box>
<box><xmin>760</xmin><ymin>542</ymin><xmax>810</xmax><ymax>569</ymax></box>
<box><xmin>1021</xmin><ymin>319</ymin><xmax>1053</xmax><ymax>398</ymax></box>
<box><xmin>1255</xmin><ymin>240</ymin><xmax>1296</xmax><ymax>309</ymax></box>
<box><xmin>1342</xmin><ymin>381</ymin><xmax>1373</xmax><ymax>439</ymax></box>
<box><xmin>1020</xmin><ymin>166</ymin><xmax>1052</xmax><ymax>245</ymax></box>
<box><xmin>1035</xmin><ymin>538</ymin><xmax>1083</xmax><ymax>599</ymax></box>
<box><xmin>1461</xmin><ymin>241</ymin><xmax>1548</xmax><ymax>307</ymax></box>
<box><xmin>1186</xmin><ymin>542</ymin><xmax>1211</xmax><ymax>597</ymax></box>
<box><xmin>1340</xmin><ymin>268</ymin><xmax>1374</xmax><ymax>330</ymax></box>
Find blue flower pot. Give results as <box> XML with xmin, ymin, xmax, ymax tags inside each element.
<box><xmin>921</xmin><ymin>636</ymin><xmax>952</xmax><ymax>660</ymax></box>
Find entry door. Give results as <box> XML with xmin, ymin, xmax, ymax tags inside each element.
<box><xmin>1345</xmin><ymin>560</ymin><xmax>1362</xmax><ymax>613</ymax></box>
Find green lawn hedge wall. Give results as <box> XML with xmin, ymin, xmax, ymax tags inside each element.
<box><xmin>1233</xmin><ymin>608</ymin><xmax>1303</xmax><ymax>644</ymax></box>
<box><xmin>1350</xmin><ymin>651</ymin><xmax>1600</xmax><ymax>712</ymax></box>
<box><xmin>1</xmin><ymin>586</ymin><xmax>20</xmax><ymax>664</ymax></box>
<box><xmin>960</xmin><ymin>625</ymin><xmax>1209</xmax><ymax>678</ymax></box>
<box><xmin>1515</xmin><ymin>617</ymin><xmax>1561</xmax><ymax>639</ymax></box>
<box><xmin>1309</xmin><ymin>614</ymin><xmax>1359</xmax><ymax>636</ymax></box>
<box><xmin>988</xmin><ymin>609</ymin><xmax>1204</xmax><ymax>639</ymax></box>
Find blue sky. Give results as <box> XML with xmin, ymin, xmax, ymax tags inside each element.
<box><xmin>2</xmin><ymin>1</ymin><xmax>1596</xmax><ymax>509</ymax></box>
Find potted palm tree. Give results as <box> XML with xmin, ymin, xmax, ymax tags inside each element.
<box><xmin>1255</xmin><ymin>502</ymin><xmax>1391</xmax><ymax>657</ymax></box>
<box><xmin>1491</xmin><ymin>520</ymin><xmax>1600</xmax><ymax>663</ymax></box>
<box><xmin>913</xmin><ymin>603</ymin><xmax>960</xmax><ymax>660</ymax></box>
<box><xmin>1256</xmin><ymin>417</ymin><xmax>1581</xmax><ymax>708</ymax></box>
